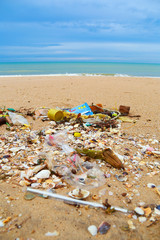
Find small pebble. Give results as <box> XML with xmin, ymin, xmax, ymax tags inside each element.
<box><xmin>122</xmin><ymin>193</ymin><xmax>127</xmax><ymax>197</ymax></box>
<box><xmin>24</xmin><ymin>192</ymin><xmax>36</xmax><ymax>201</ymax></box>
<box><xmin>98</xmin><ymin>221</ymin><xmax>111</xmax><ymax>234</ymax></box>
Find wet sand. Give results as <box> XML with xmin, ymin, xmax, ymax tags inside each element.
<box><xmin>0</xmin><ymin>76</ymin><xmax>160</xmax><ymax>240</ymax></box>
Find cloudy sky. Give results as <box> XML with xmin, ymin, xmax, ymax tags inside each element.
<box><xmin>1</xmin><ymin>0</ymin><xmax>160</xmax><ymax>62</ymax></box>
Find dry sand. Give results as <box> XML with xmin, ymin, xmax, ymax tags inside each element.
<box><xmin>0</xmin><ymin>76</ymin><xmax>160</xmax><ymax>240</ymax></box>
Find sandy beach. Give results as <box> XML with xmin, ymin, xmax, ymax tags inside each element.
<box><xmin>0</xmin><ymin>76</ymin><xmax>160</xmax><ymax>240</ymax></box>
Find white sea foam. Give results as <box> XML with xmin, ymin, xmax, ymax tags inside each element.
<box><xmin>0</xmin><ymin>73</ymin><xmax>160</xmax><ymax>78</ymax></box>
<box><xmin>114</xmin><ymin>73</ymin><xmax>131</xmax><ymax>77</ymax></box>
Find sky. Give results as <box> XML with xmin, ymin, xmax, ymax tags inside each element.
<box><xmin>0</xmin><ymin>0</ymin><xmax>160</xmax><ymax>62</ymax></box>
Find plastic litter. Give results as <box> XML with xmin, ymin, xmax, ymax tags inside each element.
<box><xmin>27</xmin><ymin>187</ymin><xmax>129</xmax><ymax>213</ymax></box>
<box><xmin>27</xmin><ymin>187</ymin><xmax>106</xmax><ymax>209</ymax></box>
<box><xmin>67</xmin><ymin>102</ymin><xmax>93</xmax><ymax>116</ymax></box>
<box><xmin>8</xmin><ymin>111</ymin><xmax>29</xmax><ymax>126</ymax></box>
<box><xmin>48</xmin><ymin>108</ymin><xmax>64</xmax><ymax>121</ymax></box>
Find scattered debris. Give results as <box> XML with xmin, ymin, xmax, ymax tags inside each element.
<box><xmin>0</xmin><ymin>102</ymin><xmax>160</xmax><ymax>238</ymax></box>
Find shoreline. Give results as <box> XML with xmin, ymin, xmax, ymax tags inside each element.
<box><xmin>1</xmin><ymin>74</ymin><xmax>160</xmax><ymax>78</ymax></box>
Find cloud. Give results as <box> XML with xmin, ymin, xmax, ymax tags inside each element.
<box><xmin>1</xmin><ymin>0</ymin><xmax>160</xmax><ymax>23</ymax></box>
<box><xmin>1</xmin><ymin>42</ymin><xmax>160</xmax><ymax>63</ymax></box>
<box><xmin>1</xmin><ymin>1</ymin><xmax>160</xmax><ymax>62</ymax></box>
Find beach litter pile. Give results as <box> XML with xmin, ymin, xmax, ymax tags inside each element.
<box><xmin>0</xmin><ymin>103</ymin><xmax>160</xmax><ymax>237</ymax></box>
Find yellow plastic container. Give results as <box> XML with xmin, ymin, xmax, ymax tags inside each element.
<box><xmin>48</xmin><ymin>109</ymin><xmax>64</xmax><ymax>121</ymax></box>
<box><xmin>74</xmin><ymin>132</ymin><xmax>81</xmax><ymax>138</ymax></box>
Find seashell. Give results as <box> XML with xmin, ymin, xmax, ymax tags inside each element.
<box><xmin>138</xmin><ymin>201</ymin><xmax>145</xmax><ymax>206</ymax></box>
<box><xmin>35</xmin><ymin>170</ymin><xmax>51</xmax><ymax>179</ymax></box>
<box><xmin>115</xmin><ymin>174</ymin><xmax>127</xmax><ymax>182</ymax></box>
<box><xmin>6</xmin><ymin>170</ymin><xmax>14</xmax><ymax>176</ymax></box>
<box><xmin>2</xmin><ymin>165</ymin><xmax>11</xmax><ymax>171</ymax></box>
<box><xmin>19</xmin><ymin>180</ymin><xmax>31</xmax><ymax>186</ymax></box>
<box><xmin>138</xmin><ymin>217</ymin><xmax>147</xmax><ymax>223</ymax></box>
<box><xmin>68</xmin><ymin>188</ymin><xmax>90</xmax><ymax>199</ymax></box>
<box><xmin>98</xmin><ymin>221</ymin><xmax>111</xmax><ymax>234</ymax></box>
<box><xmin>152</xmin><ymin>150</ymin><xmax>160</xmax><ymax>155</ymax></box>
<box><xmin>92</xmin><ymin>194</ymin><xmax>100</xmax><ymax>200</ymax></box>
<box><xmin>0</xmin><ymin>220</ymin><xmax>4</xmax><ymax>227</ymax></box>
<box><xmin>149</xmin><ymin>216</ymin><xmax>156</xmax><ymax>222</ymax></box>
<box><xmin>134</xmin><ymin>207</ymin><xmax>144</xmax><ymax>215</ymax></box>
<box><xmin>45</xmin><ymin>231</ymin><xmax>59</xmax><ymax>236</ymax></box>
<box><xmin>52</xmin><ymin>175</ymin><xmax>61</xmax><ymax>183</ymax></box>
<box><xmin>127</xmin><ymin>220</ymin><xmax>136</xmax><ymax>230</ymax></box>
<box><xmin>102</xmin><ymin>148</ymin><xmax>124</xmax><ymax>169</ymax></box>
<box><xmin>42</xmin><ymin>181</ymin><xmax>55</xmax><ymax>189</ymax></box>
<box><xmin>154</xmin><ymin>206</ymin><xmax>160</xmax><ymax>215</ymax></box>
<box><xmin>143</xmin><ymin>207</ymin><xmax>152</xmax><ymax>217</ymax></box>
<box><xmin>147</xmin><ymin>183</ymin><xmax>156</xmax><ymax>188</ymax></box>
<box><xmin>24</xmin><ymin>165</ymin><xmax>46</xmax><ymax>179</ymax></box>
<box><xmin>32</xmin><ymin>164</ymin><xmax>46</xmax><ymax>174</ymax></box>
<box><xmin>31</xmin><ymin>183</ymin><xmax>40</xmax><ymax>188</ymax></box>
<box><xmin>88</xmin><ymin>225</ymin><xmax>97</xmax><ymax>236</ymax></box>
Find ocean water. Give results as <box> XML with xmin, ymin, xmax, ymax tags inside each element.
<box><xmin>0</xmin><ymin>62</ymin><xmax>160</xmax><ymax>77</ymax></box>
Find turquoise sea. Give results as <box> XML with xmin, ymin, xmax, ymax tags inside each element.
<box><xmin>0</xmin><ymin>62</ymin><xmax>160</xmax><ymax>77</ymax></box>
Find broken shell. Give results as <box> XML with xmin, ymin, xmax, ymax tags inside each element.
<box><xmin>32</xmin><ymin>164</ymin><xmax>46</xmax><ymax>174</ymax></box>
<box><xmin>138</xmin><ymin>217</ymin><xmax>147</xmax><ymax>223</ymax></box>
<box><xmin>115</xmin><ymin>174</ymin><xmax>127</xmax><ymax>182</ymax></box>
<box><xmin>42</xmin><ymin>181</ymin><xmax>55</xmax><ymax>189</ymax></box>
<box><xmin>35</xmin><ymin>170</ymin><xmax>51</xmax><ymax>179</ymax></box>
<box><xmin>68</xmin><ymin>189</ymin><xmax>90</xmax><ymax>199</ymax></box>
<box><xmin>31</xmin><ymin>183</ymin><xmax>40</xmax><ymax>188</ymax></box>
<box><xmin>143</xmin><ymin>207</ymin><xmax>152</xmax><ymax>217</ymax></box>
<box><xmin>45</xmin><ymin>231</ymin><xmax>59</xmax><ymax>236</ymax></box>
<box><xmin>154</xmin><ymin>206</ymin><xmax>160</xmax><ymax>215</ymax></box>
<box><xmin>134</xmin><ymin>207</ymin><xmax>144</xmax><ymax>215</ymax></box>
<box><xmin>92</xmin><ymin>194</ymin><xmax>100</xmax><ymax>200</ymax></box>
<box><xmin>0</xmin><ymin>220</ymin><xmax>4</xmax><ymax>227</ymax></box>
<box><xmin>102</xmin><ymin>148</ymin><xmax>124</xmax><ymax>169</ymax></box>
<box><xmin>88</xmin><ymin>225</ymin><xmax>97</xmax><ymax>236</ymax></box>
<box><xmin>127</xmin><ymin>220</ymin><xmax>136</xmax><ymax>230</ymax></box>
<box><xmin>2</xmin><ymin>165</ymin><xmax>11</xmax><ymax>171</ymax></box>
<box><xmin>149</xmin><ymin>216</ymin><xmax>156</xmax><ymax>222</ymax></box>
<box><xmin>98</xmin><ymin>221</ymin><xmax>111</xmax><ymax>234</ymax></box>
<box><xmin>19</xmin><ymin>180</ymin><xmax>31</xmax><ymax>186</ymax></box>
